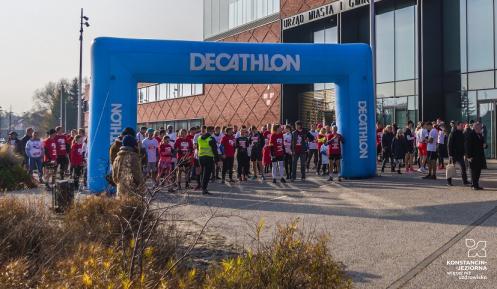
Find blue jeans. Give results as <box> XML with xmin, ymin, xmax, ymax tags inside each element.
<box><xmin>29</xmin><ymin>157</ymin><xmax>43</xmax><ymax>179</ymax></box>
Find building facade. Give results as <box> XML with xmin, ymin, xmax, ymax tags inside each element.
<box><xmin>135</xmin><ymin>0</ymin><xmax>497</xmax><ymax>159</ymax></box>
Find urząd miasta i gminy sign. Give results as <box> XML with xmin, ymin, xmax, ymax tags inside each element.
<box><xmin>282</xmin><ymin>0</ymin><xmax>371</xmax><ymax>30</ymax></box>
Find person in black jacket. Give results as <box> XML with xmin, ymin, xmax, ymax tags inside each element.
<box><xmin>20</xmin><ymin>127</ymin><xmax>33</xmax><ymax>169</ymax></box>
<box><xmin>291</xmin><ymin>121</ymin><xmax>315</xmax><ymax>182</ymax></box>
<box><xmin>381</xmin><ymin>125</ymin><xmax>394</xmax><ymax>173</ymax></box>
<box><xmin>197</xmin><ymin>126</ymin><xmax>219</xmax><ymax>195</ymax></box>
<box><xmin>465</xmin><ymin>122</ymin><xmax>486</xmax><ymax>190</ymax></box>
<box><xmin>7</xmin><ymin>131</ymin><xmax>23</xmax><ymax>156</ymax></box>
<box><xmin>391</xmin><ymin>129</ymin><xmax>408</xmax><ymax>174</ymax></box>
<box><xmin>447</xmin><ymin>121</ymin><xmax>469</xmax><ymax>186</ymax></box>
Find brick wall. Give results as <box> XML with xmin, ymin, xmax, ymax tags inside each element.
<box><xmin>280</xmin><ymin>0</ymin><xmax>336</xmax><ymax>18</ymax></box>
<box><xmin>137</xmin><ymin>21</ymin><xmax>282</xmax><ymax>128</ymax></box>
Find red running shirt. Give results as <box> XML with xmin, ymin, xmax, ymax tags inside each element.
<box><xmin>70</xmin><ymin>143</ymin><xmax>84</xmax><ymax>166</ymax></box>
<box><xmin>43</xmin><ymin>138</ymin><xmax>57</xmax><ymax>162</ymax></box>
<box><xmin>159</xmin><ymin>143</ymin><xmax>173</xmax><ymax>162</ymax></box>
<box><xmin>221</xmin><ymin>135</ymin><xmax>236</xmax><ymax>157</ymax></box>
<box><xmin>174</xmin><ymin>137</ymin><xmax>193</xmax><ymax>159</ymax></box>
<box><xmin>376</xmin><ymin>128</ymin><xmax>383</xmax><ymax>146</ymax></box>
<box><xmin>269</xmin><ymin>133</ymin><xmax>285</xmax><ymax>157</ymax></box>
<box><xmin>54</xmin><ymin>134</ymin><xmax>67</xmax><ymax>156</ymax></box>
<box><xmin>328</xmin><ymin>133</ymin><xmax>343</xmax><ymax>156</ymax></box>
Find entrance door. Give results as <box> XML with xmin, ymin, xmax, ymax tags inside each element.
<box><xmin>478</xmin><ymin>101</ymin><xmax>496</xmax><ymax>159</ymax></box>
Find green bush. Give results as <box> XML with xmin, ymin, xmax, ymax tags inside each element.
<box><xmin>0</xmin><ymin>146</ymin><xmax>36</xmax><ymax>191</ymax></box>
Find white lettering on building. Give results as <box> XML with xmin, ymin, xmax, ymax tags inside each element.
<box><xmin>110</xmin><ymin>103</ymin><xmax>122</xmax><ymax>145</ymax></box>
<box><xmin>358</xmin><ymin>100</ymin><xmax>368</xmax><ymax>159</ymax></box>
<box><xmin>282</xmin><ymin>0</ymin><xmax>370</xmax><ymax>30</ymax></box>
<box><xmin>190</xmin><ymin>53</ymin><xmax>301</xmax><ymax>72</ymax></box>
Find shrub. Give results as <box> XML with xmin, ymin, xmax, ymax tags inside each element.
<box><xmin>0</xmin><ymin>198</ymin><xmax>352</xmax><ymax>289</ymax></box>
<box><xmin>204</xmin><ymin>219</ymin><xmax>353</xmax><ymax>289</ymax></box>
<box><xmin>0</xmin><ymin>146</ymin><xmax>36</xmax><ymax>191</ymax></box>
<box><xmin>0</xmin><ymin>198</ymin><xmax>56</xmax><ymax>266</ymax></box>
<box><xmin>62</xmin><ymin>195</ymin><xmax>148</xmax><ymax>245</ymax></box>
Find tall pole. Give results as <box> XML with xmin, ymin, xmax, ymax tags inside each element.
<box><xmin>77</xmin><ymin>8</ymin><xmax>84</xmax><ymax>129</ymax></box>
<box><xmin>370</xmin><ymin>0</ymin><xmax>376</xmax><ymax>121</ymax></box>
<box><xmin>8</xmin><ymin>106</ymin><xmax>12</xmax><ymax>132</ymax></box>
<box><xmin>64</xmin><ymin>97</ymin><xmax>67</xmax><ymax>130</ymax></box>
<box><xmin>60</xmin><ymin>85</ymin><xmax>64</xmax><ymax>127</ymax></box>
<box><xmin>0</xmin><ymin>107</ymin><xmax>3</xmax><ymax>138</ymax></box>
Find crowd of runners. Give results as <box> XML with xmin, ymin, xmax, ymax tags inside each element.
<box><xmin>110</xmin><ymin>121</ymin><xmax>344</xmax><ymax>195</ymax></box>
<box><xmin>377</xmin><ymin>118</ymin><xmax>487</xmax><ymax>189</ymax></box>
<box><xmin>4</xmin><ymin>127</ymin><xmax>87</xmax><ymax>189</ymax></box>
<box><xmin>2</xmin><ymin>116</ymin><xmax>487</xmax><ymax>195</ymax></box>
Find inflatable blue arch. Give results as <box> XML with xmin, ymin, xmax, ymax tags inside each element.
<box><xmin>88</xmin><ymin>37</ymin><xmax>376</xmax><ymax>192</ymax></box>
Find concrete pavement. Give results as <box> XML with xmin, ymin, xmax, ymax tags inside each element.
<box><xmin>158</xmin><ymin>163</ymin><xmax>497</xmax><ymax>289</ymax></box>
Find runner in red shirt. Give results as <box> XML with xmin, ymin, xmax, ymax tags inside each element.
<box><xmin>376</xmin><ymin>122</ymin><xmax>383</xmax><ymax>161</ymax></box>
<box><xmin>220</xmin><ymin>128</ymin><xmax>236</xmax><ymax>182</ymax></box>
<box><xmin>42</xmin><ymin>129</ymin><xmax>57</xmax><ymax>188</ymax></box>
<box><xmin>327</xmin><ymin>125</ymin><xmax>344</xmax><ymax>182</ymax></box>
<box><xmin>54</xmin><ymin>126</ymin><xmax>69</xmax><ymax>179</ymax></box>
<box><xmin>70</xmin><ymin>135</ymin><xmax>85</xmax><ymax>188</ymax></box>
<box><xmin>262</xmin><ymin>127</ymin><xmax>272</xmax><ymax>175</ymax></box>
<box><xmin>158</xmin><ymin>135</ymin><xmax>174</xmax><ymax>190</ymax></box>
<box><xmin>174</xmin><ymin>129</ymin><xmax>194</xmax><ymax>189</ymax></box>
<box><xmin>269</xmin><ymin>124</ymin><xmax>286</xmax><ymax>183</ymax></box>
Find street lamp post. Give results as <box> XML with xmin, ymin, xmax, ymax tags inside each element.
<box><xmin>78</xmin><ymin>8</ymin><xmax>90</xmax><ymax>129</ymax></box>
<box><xmin>0</xmin><ymin>106</ymin><xmax>3</xmax><ymax>138</ymax></box>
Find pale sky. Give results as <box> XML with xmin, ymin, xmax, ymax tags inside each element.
<box><xmin>0</xmin><ymin>0</ymin><xmax>203</xmax><ymax>114</ymax></box>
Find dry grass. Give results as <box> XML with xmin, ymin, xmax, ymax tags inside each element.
<box><xmin>0</xmin><ymin>197</ymin><xmax>352</xmax><ymax>289</ymax></box>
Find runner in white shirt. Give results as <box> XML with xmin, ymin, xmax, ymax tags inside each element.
<box><xmin>212</xmin><ymin>126</ymin><xmax>224</xmax><ymax>179</ymax></box>
<box><xmin>283</xmin><ymin>126</ymin><xmax>293</xmax><ymax>180</ymax></box>
<box><xmin>423</xmin><ymin>122</ymin><xmax>438</xmax><ymax>180</ymax></box>
<box><xmin>307</xmin><ymin>124</ymin><xmax>319</xmax><ymax>172</ymax></box>
<box><xmin>436</xmin><ymin>123</ymin><xmax>447</xmax><ymax>169</ymax></box>
<box><xmin>166</xmin><ymin>125</ymin><xmax>177</xmax><ymax>168</ymax></box>
<box><xmin>142</xmin><ymin>128</ymin><xmax>159</xmax><ymax>184</ymax></box>
<box><xmin>416</xmin><ymin>123</ymin><xmax>429</xmax><ymax>172</ymax></box>
<box><xmin>136</xmin><ymin>126</ymin><xmax>147</xmax><ymax>148</ymax></box>
<box><xmin>25</xmin><ymin>131</ymin><xmax>44</xmax><ymax>182</ymax></box>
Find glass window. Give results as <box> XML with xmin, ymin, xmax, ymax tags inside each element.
<box><xmin>325</xmin><ymin>26</ymin><xmax>338</xmax><ymax>43</ymax></box>
<box><xmin>468</xmin><ymin>71</ymin><xmax>495</xmax><ymax>90</ymax></box>
<box><xmin>467</xmin><ymin>0</ymin><xmax>493</xmax><ymax>71</ymax></box>
<box><xmin>395</xmin><ymin>5</ymin><xmax>416</xmax><ymax>81</ymax></box>
<box><xmin>376</xmin><ymin>82</ymin><xmax>395</xmax><ymax>98</ymax></box>
<box><xmin>212</xmin><ymin>0</ymin><xmax>220</xmax><ymax>35</ymax></box>
<box><xmin>395</xmin><ymin>80</ymin><xmax>416</xmax><ymax>96</ymax></box>
<box><xmin>206</xmin><ymin>0</ymin><xmax>280</xmax><ymax>38</ymax></box>
<box><xmin>313</xmin><ymin>30</ymin><xmax>324</xmax><ymax>43</ymax></box>
<box><xmin>314</xmin><ymin>26</ymin><xmax>337</xmax><ymax>91</ymax></box>
<box><xmin>376</xmin><ymin>9</ymin><xmax>395</xmax><ymax>83</ymax></box>
<box><xmin>158</xmin><ymin>84</ymin><xmax>169</xmax><ymax>100</ymax></box>
<box><xmin>204</xmin><ymin>0</ymin><xmax>213</xmax><ymax>38</ymax></box>
<box><xmin>478</xmin><ymin>89</ymin><xmax>497</xmax><ymax>100</ymax></box>
<box><xmin>182</xmin><ymin>84</ymin><xmax>192</xmax><ymax>96</ymax></box>
<box><xmin>148</xmin><ymin>85</ymin><xmax>157</xmax><ymax>101</ymax></box>
<box><xmin>461</xmin><ymin>90</ymin><xmax>478</xmax><ymax>121</ymax></box>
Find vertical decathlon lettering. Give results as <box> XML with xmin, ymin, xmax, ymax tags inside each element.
<box><xmin>358</xmin><ymin>101</ymin><xmax>368</xmax><ymax>159</ymax></box>
<box><xmin>110</xmin><ymin>103</ymin><xmax>122</xmax><ymax>144</ymax></box>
